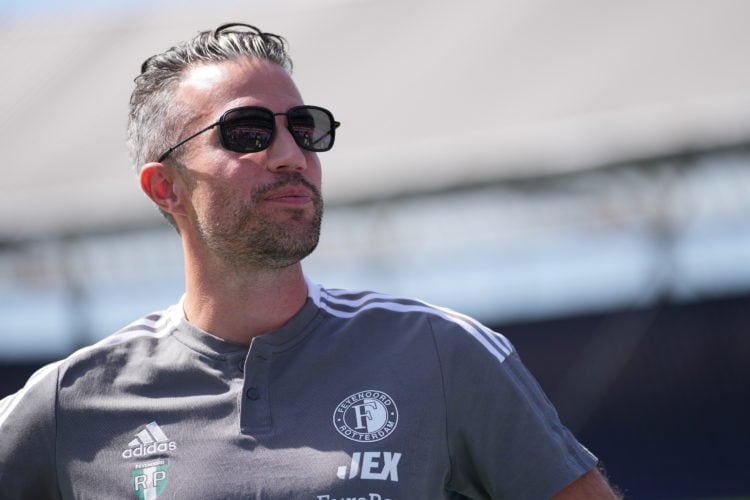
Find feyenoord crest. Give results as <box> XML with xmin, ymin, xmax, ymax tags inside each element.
<box><xmin>131</xmin><ymin>459</ymin><xmax>168</xmax><ymax>500</ymax></box>
<box><xmin>333</xmin><ymin>390</ymin><xmax>399</xmax><ymax>442</ymax></box>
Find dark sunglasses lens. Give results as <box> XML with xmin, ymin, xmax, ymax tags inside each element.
<box><xmin>220</xmin><ymin>108</ymin><xmax>274</xmax><ymax>152</ymax></box>
<box><xmin>288</xmin><ymin>107</ymin><xmax>336</xmax><ymax>151</ymax></box>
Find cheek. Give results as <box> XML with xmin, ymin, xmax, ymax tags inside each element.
<box><xmin>211</xmin><ymin>181</ymin><xmax>247</xmax><ymax>209</ymax></box>
<box><xmin>189</xmin><ymin>179</ymin><xmax>240</xmax><ymax>220</ymax></box>
<box><xmin>192</xmin><ymin>159</ymin><xmax>249</xmax><ymax>202</ymax></box>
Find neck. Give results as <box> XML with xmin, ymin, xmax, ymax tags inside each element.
<box><xmin>182</xmin><ymin>256</ymin><xmax>309</xmax><ymax>345</ymax></box>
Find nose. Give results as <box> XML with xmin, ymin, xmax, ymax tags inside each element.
<box><xmin>266</xmin><ymin>117</ymin><xmax>308</xmax><ymax>172</ymax></box>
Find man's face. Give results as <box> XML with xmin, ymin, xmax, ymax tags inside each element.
<box><xmin>169</xmin><ymin>58</ymin><xmax>324</xmax><ymax>270</ymax></box>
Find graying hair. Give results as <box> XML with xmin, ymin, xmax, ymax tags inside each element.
<box><xmin>127</xmin><ymin>23</ymin><xmax>292</xmax><ymax>170</ymax></box>
<box><xmin>126</xmin><ymin>23</ymin><xmax>293</xmax><ymax>228</ymax></box>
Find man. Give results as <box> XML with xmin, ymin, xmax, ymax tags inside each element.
<box><xmin>0</xmin><ymin>23</ymin><xmax>620</xmax><ymax>498</ymax></box>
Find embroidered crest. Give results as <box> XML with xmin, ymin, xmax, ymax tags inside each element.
<box><xmin>333</xmin><ymin>390</ymin><xmax>399</xmax><ymax>442</ymax></box>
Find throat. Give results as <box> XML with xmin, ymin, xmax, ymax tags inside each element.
<box><xmin>182</xmin><ymin>267</ymin><xmax>309</xmax><ymax>344</ymax></box>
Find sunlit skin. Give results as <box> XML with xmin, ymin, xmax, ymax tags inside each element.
<box><xmin>139</xmin><ymin>58</ymin><xmax>322</xmax><ymax>344</ymax></box>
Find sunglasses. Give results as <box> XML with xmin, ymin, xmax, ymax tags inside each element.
<box><xmin>158</xmin><ymin>105</ymin><xmax>340</xmax><ymax>162</ymax></box>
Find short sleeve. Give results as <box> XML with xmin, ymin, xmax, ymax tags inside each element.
<box><xmin>0</xmin><ymin>362</ymin><xmax>61</xmax><ymax>499</ymax></box>
<box><xmin>430</xmin><ymin>315</ymin><xmax>598</xmax><ymax>499</ymax></box>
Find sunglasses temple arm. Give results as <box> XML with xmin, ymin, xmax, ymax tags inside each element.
<box><xmin>157</xmin><ymin>122</ymin><xmax>219</xmax><ymax>162</ymax></box>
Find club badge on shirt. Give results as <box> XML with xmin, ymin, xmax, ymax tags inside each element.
<box><xmin>131</xmin><ymin>459</ymin><xmax>169</xmax><ymax>500</ymax></box>
<box><xmin>333</xmin><ymin>390</ymin><xmax>399</xmax><ymax>443</ymax></box>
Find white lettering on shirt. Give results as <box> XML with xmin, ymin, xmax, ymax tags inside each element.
<box><xmin>336</xmin><ymin>451</ymin><xmax>401</xmax><ymax>482</ymax></box>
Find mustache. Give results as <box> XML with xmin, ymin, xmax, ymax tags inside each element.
<box><xmin>252</xmin><ymin>174</ymin><xmax>322</xmax><ymax>202</ymax></box>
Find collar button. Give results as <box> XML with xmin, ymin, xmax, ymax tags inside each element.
<box><xmin>245</xmin><ymin>387</ymin><xmax>261</xmax><ymax>401</ymax></box>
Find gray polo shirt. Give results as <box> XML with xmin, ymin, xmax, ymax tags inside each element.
<box><xmin>0</xmin><ymin>279</ymin><xmax>597</xmax><ymax>499</ymax></box>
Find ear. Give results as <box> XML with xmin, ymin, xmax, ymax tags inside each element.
<box><xmin>139</xmin><ymin>162</ymin><xmax>187</xmax><ymax>216</ymax></box>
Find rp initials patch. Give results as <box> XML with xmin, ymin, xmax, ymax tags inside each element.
<box><xmin>131</xmin><ymin>459</ymin><xmax>168</xmax><ymax>500</ymax></box>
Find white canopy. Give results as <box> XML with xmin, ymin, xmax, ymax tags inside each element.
<box><xmin>2</xmin><ymin>0</ymin><xmax>750</xmax><ymax>239</ymax></box>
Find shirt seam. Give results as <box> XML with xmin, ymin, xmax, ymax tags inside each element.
<box><xmin>426</xmin><ymin>314</ymin><xmax>455</xmax><ymax>491</ymax></box>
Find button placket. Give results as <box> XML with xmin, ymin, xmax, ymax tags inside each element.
<box><xmin>232</xmin><ymin>351</ymin><xmax>248</xmax><ymax>374</ymax></box>
<box><xmin>240</xmin><ymin>342</ymin><xmax>272</xmax><ymax>433</ymax></box>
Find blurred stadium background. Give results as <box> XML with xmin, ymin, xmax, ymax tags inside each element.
<box><xmin>1</xmin><ymin>0</ymin><xmax>749</xmax><ymax>498</ymax></box>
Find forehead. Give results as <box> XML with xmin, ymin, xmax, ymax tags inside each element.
<box><xmin>176</xmin><ymin>58</ymin><xmax>303</xmax><ymax>117</ymax></box>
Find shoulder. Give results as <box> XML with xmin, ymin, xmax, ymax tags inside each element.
<box><xmin>309</xmin><ymin>281</ymin><xmax>514</xmax><ymax>363</ymax></box>
<box><xmin>1</xmin><ymin>305</ymin><xmax>179</xmax><ymax>413</ymax></box>
<box><xmin>68</xmin><ymin>305</ymin><xmax>178</xmax><ymax>365</ymax></box>
<box><xmin>92</xmin><ymin>306</ymin><xmax>178</xmax><ymax>353</ymax></box>
<box><xmin>57</xmin><ymin>305</ymin><xmax>183</xmax><ymax>389</ymax></box>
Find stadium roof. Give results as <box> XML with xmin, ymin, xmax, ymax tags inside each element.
<box><xmin>2</xmin><ymin>0</ymin><xmax>750</xmax><ymax>239</ymax></box>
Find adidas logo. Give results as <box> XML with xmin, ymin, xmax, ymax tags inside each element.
<box><xmin>122</xmin><ymin>421</ymin><xmax>177</xmax><ymax>459</ymax></box>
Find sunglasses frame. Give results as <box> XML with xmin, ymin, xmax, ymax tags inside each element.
<box><xmin>157</xmin><ymin>105</ymin><xmax>340</xmax><ymax>162</ymax></box>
